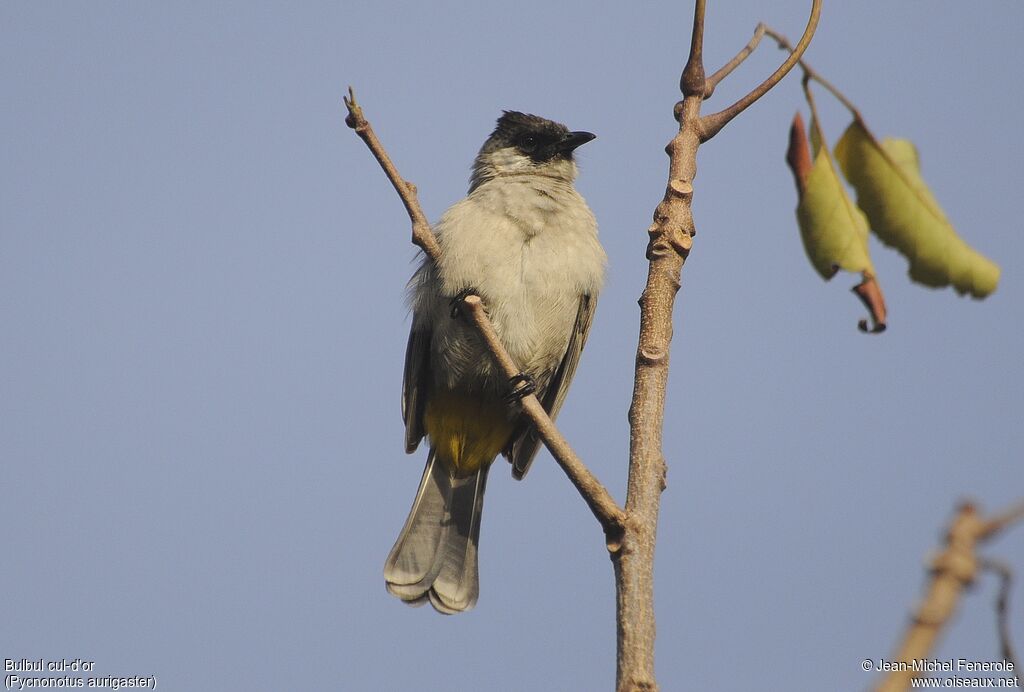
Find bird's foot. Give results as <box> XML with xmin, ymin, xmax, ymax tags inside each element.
<box><xmin>449</xmin><ymin>287</ymin><xmax>479</xmax><ymax>321</ymax></box>
<box><xmin>505</xmin><ymin>373</ymin><xmax>537</xmax><ymax>404</ymax></box>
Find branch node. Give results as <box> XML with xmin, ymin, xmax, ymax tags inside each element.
<box><xmin>668</xmin><ymin>179</ymin><xmax>694</xmax><ymax>199</ymax></box>
<box><xmin>668</xmin><ymin>228</ymin><xmax>693</xmax><ymax>256</ymax></box>
<box><xmin>638</xmin><ymin>346</ymin><xmax>668</xmax><ymax>366</ymax></box>
<box><xmin>928</xmin><ymin>550</ymin><xmax>978</xmax><ymax>586</ymax></box>
<box><xmin>680</xmin><ymin>64</ymin><xmax>706</xmax><ymax>99</ymax></box>
<box><xmin>606</xmin><ymin>525</ymin><xmax>625</xmax><ymax>554</ymax></box>
<box><xmin>646</xmin><ymin>240</ymin><xmax>668</xmax><ymax>261</ymax></box>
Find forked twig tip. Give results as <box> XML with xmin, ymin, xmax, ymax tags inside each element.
<box><xmin>343</xmin><ymin>86</ymin><xmax>363</xmax><ymax>129</ymax></box>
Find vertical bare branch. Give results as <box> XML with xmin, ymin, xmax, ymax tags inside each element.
<box><xmin>679</xmin><ymin>0</ymin><xmax>706</xmax><ymax>98</ymax></box>
<box><xmin>614</xmin><ymin>4</ymin><xmax>706</xmax><ymax>688</ymax></box>
<box><xmin>616</xmin><ymin>2</ymin><xmax>820</xmax><ymax>689</ymax></box>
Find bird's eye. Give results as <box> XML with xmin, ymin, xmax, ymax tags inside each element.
<box><xmin>519</xmin><ymin>136</ymin><xmax>537</xmax><ymax>151</ymax></box>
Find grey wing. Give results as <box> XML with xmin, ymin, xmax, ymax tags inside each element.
<box><xmin>508</xmin><ymin>294</ymin><xmax>597</xmax><ymax>480</ymax></box>
<box><xmin>402</xmin><ymin>325</ymin><xmax>431</xmax><ymax>453</ymax></box>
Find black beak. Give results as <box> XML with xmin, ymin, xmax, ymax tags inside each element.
<box><xmin>555</xmin><ymin>130</ymin><xmax>596</xmax><ymax>153</ymax></box>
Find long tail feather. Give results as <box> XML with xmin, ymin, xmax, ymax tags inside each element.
<box><xmin>384</xmin><ymin>450</ymin><xmax>488</xmax><ymax>613</ymax></box>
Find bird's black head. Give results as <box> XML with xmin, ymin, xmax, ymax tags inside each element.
<box><xmin>484</xmin><ymin>111</ymin><xmax>595</xmax><ymax>163</ymax></box>
<box><xmin>469</xmin><ymin>111</ymin><xmax>595</xmax><ymax>191</ymax></box>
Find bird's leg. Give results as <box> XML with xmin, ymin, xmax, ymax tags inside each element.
<box><xmin>505</xmin><ymin>373</ymin><xmax>537</xmax><ymax>404</ymax></box>
<box><xmin>449</xmin><ymin>287</ymin><xmax>480</xmax><ymax>321</ymax></box>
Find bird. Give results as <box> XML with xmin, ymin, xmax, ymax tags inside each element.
<box><xmin>383</xmin><ymin>111</ymin><xmax>607</xmax><ymax>614</ymax></box>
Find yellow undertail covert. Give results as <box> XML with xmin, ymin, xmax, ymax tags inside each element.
<box><xmin>423</xmin><ymin>389</ymin><xmax>513</xmax><ymax>478</ymax></box>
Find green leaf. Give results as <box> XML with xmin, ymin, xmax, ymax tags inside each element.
<box><xmin>795</xmin><ymin>118</ymin><xmax>874</xmax><ymax>280</ymax></box>
<box><xmin>834</xmin><ymin>121</ymin><xmax>1000</xmax><ymax>297</ymax></box>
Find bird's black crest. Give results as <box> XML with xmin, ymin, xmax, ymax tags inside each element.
<box><xmin>481</xmin><ymin>111</ymin><xmax>581</xmax><ymax>164</ymax></box>
<box><xmin>491</xmin><ymin>111</ymin><xmax>569</xmax><ymax>144</ymax></box>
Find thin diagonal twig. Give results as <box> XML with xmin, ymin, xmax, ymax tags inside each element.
<box><xmin>700</xmin><ymin>0</ymin><xmax>822</xmax><ymax>141</ymax></box>
<box><xmin>615</xmin><ymin>2</ymin><xmax>823</xmax><ymax>688</ymax></box>
<box><xmin>461</xmin><ymin>296</ymin><xmax>626</xmax><ymax>544</ymax></box>
<box><xmin>981</xmin><ymin>558</ymin><xmax>1019</xmax><ymax>670</ymax></box>
<box><xmin>704</xmin><ymin>23</ymin><xmax>766</xmax><ymax>98</ymax></box>
<box><xmin>343</xmin><ymin>88</ymin><xmax>441</xmax><ymax>262</ymax></box>
<box><xmin>763</xmin><ymin>28</ymin><xmax>863</xmax><ymax>122</ymax></box>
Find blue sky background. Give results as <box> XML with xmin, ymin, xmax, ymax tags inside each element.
<box><xmin>3</xmin><ymin>2</ymin><xmax>1022</xmax><ymax>690</ymax></box>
